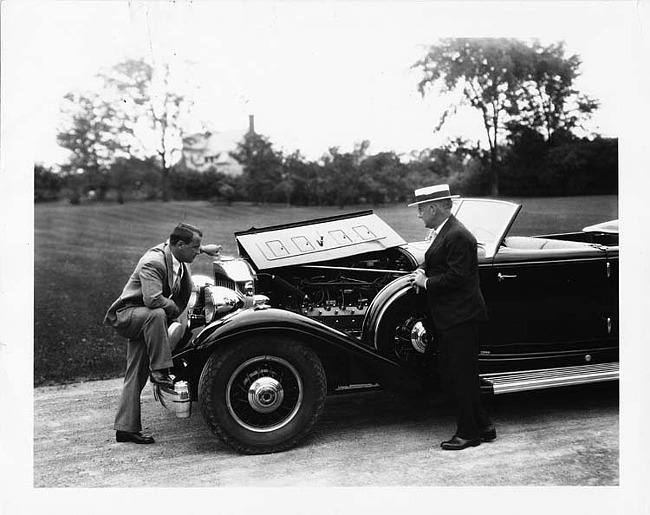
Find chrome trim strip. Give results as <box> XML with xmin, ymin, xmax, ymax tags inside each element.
<box><xmin>492</xmin><ymin>257</ymin><xmax>607</xmax><ymax>267</ymax></box>
<box><xmin>478</xmin><ymin>345</ymin><xmax>618</xmax><ymax>360</ymax></box>
<box><xmin>300</xmin><ymin>265</ymin><xmax>410</xmax><ymax>275</ymax></box>
<box><xmin>481</xmin><ymin>363</ymin><xmax>619</xmax><ymax>394</ymax></box>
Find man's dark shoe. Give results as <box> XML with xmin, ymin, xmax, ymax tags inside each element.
<box><xmin>116</xmin><ymin>430</ymin><xmax>155</xmax><ymax>444</ymax></box>
<box><xmin>150</xmin><ymin>369</ymin><xmax>174</xmax><ymax>388</ymax></box>
<box><xmin>440</xmin><ymin>435</ymin><xmax>481</xmax><ymax>451</ymax></box>
<box><xmin>481</xmin><ymin>426</ymin><xmax>497</xmax><ymax>442</ymax></box>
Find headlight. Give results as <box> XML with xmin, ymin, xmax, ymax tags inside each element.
<box><xmin>188</xmin><ymin>275</ymin><xmax>215</xmax><ymax>313</ymax></box>
<box><xmin>192</xmin><ymin>274</ymin><xmax>215</xmax><ymax>288</ymax></box>
<box><xmin>204</xmin><ymin>286</ymin><xmax>243</xmax><ymax>324</ymax></box>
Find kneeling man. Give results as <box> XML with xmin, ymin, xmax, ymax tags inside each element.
<box><xmin>104</xmin><ymin>223</ymin><xmax>219</xmax><ymax>444</ymax></box>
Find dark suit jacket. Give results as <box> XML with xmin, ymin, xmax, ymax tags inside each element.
<box><xmin>422</xmin><ymin>214</ymin><xmax>488</xmax><ymax>331</ymax></box>
<box><xmin>103</xmin><ymin>242</ymin><xmax>193</xmax><ymax>328</ymax></box>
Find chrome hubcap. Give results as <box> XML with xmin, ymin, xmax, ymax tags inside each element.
<box><xmin>226</xmin><ymin>355</ymin><xmax>303</xmax><ymax>432</ymax></box>
<box><xmin>247</xmin><ymin>377</ymin><xmax>285</xmax><ymax>413</ymax></box>
<box><xmin>410</xmin><ymin>321</ymin><xmax>428</xmax><ymax>353</ymax></box>
<box><xmin>393</xmin><ymin>316</ymin><xmax>432</xmax><ymax>361</ymax></box>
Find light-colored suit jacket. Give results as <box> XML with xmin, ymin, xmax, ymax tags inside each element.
<box><xmin>103</xmin><ymin>243</ymin><xmax>193</xmax><ymax>328</ymax></box>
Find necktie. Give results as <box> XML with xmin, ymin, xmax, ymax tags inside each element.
<box><xmin>173</xmin><ymin>265</ymin><xmax>182</xmax><ymax>295</ymax></box>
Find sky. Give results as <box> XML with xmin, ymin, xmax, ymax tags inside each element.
<box><xmin>1</xmin><ymin>1</ymin><xmax>637</xmax><ymax>167</ymax></box>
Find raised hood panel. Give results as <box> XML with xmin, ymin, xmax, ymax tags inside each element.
<box><xmin>235</xmin><ymin>211</ymin><xmax>406</xmax><ymax>270</ymax></box>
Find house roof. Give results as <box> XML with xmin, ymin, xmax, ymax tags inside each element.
<box><xmin>183</xmin><ymin>129</ymin><xmax>247</xmax><ymax>154</ymax></box>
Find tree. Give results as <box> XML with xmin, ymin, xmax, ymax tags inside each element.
<box><xmin>414</xmin><ymin>39</ymin><xmax>526</xmax><ymax>195</ymax></box>
<box><xmin>408</xmin><ymin>139</ymin><xmax>489</xmax><ymax>196</ymax></box>
<box><xmin>357</xmin><ymin>151</ymin><xmax>410</xmax><ymax>204</ymax></box>
<box><xmin>413</xmin><ymin>38</ymin><xmax>598</xmax><ymax>195</ymax></box>
<box><xmin>56</xmin><ymin>91</ymin><xmax>126</xmax><ymax>200</ymax></box>
<box><xmin>320</xmin><ymin>144</ymin><xmax>368</xmax><ymax>208</ymax></box>
<box><xmin>502</xmin><ymin>129</ymin><xmax>617</xmax><ymax>196</ymax></box>
<box><xmin>287</xmin><ymin>153</ymin><xmax>325</xmax><ymax>206</ymax></box>
<box><xmin>98</xmin><ymin>58</ymin><xmax>192</xmax><ymax>201</ymax></box>
<box><xmin>109</xmin><ymin>156</ymin><xmax>160</xmax><ymax>203</ymax></box>
<box><xmin>57</xmin><ymin>57</ymin><xmax>194</xmax><ymax>202</ymax></box>
<box><xmin>34</xmin><ymin>164</ymin><xmax>63</xmax><ymax>202</ymax></box>
<box><xmin>512</xmin><ymin>41</ymin><xmax>599</xmax><ymax>140</ymax></box>
<box><xmin>231</xmin><ymin>132</ymin><xmax>284</xmax><ymax>204</ymax></box>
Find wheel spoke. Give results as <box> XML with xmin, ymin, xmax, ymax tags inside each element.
<box><xmin>200</xmin><ymin>342</ymin><xmax>327</xmax><ymax>454</ymax></box>
<box><xmin>226</xmin><ymin>354</ymin><xmax>304</xmax><ymax>432</ymax></box>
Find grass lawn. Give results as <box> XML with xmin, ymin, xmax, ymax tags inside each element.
<box><xmin>34</xmin><ymin>195</ymin><xmax>618</xmax><ymax>386</ymax></box>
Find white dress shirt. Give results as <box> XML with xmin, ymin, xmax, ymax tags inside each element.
<box><xmin>428</xmin><ymin>216</ymin><xmax>450</xmax><ymax>242</ymax></box>
<box><xmin>171</xmin><ymin>253</ymin><xmax>183</xmax><ymax>292</ymax></box>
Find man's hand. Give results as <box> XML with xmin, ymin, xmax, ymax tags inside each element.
<box><xmin>166</xmin><ymin>302</ymin><xmax>181</xmax><ymax>321</ymax></box>
<box><xmin>409</xmin><ymin>268</ymin><xmax>427</xmax><ymax>293</ymax></box>
<box><xmin>200</xmin><ymin>244</ymin><xmax>222</xmax><ymax>257</ymax></box>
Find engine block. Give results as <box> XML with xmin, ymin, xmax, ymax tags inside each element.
<box><xmin>255</xmin><ymin>248</ymin><xmax>413</xmax><ymax>337</ymax></box>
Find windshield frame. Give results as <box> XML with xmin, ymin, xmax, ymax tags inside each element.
<box><xmin>452</xmin><ymin>198</ymin><xmax>521</xmax><ymax>259</ymax></box>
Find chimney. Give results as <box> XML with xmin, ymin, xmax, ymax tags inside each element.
<box><xmin>248</xmin><ymin>114</ymin><xmax>255</xmax><ymax>134</ymax></box>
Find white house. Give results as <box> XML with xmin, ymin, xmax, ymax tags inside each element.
<box><xmin>181</xmin><ymin>115</ymin><xmax>256</xmax><ymax>176</ymax></box>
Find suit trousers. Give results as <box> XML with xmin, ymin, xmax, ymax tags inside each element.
<box><xmin>113</xmin><ymin>307</ymin><xmax>174</xmax><ymax>432</ymax></box>
<box><xmin>436</xmin><ymin>321</ymin><xmax>491</xmax><ymax>440</ymax></box>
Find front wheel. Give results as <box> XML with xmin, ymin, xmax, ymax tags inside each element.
<box><xmin>198</xmin><ymin>337</ymin><xmax>327</xmax><ymax>454</ymax></box>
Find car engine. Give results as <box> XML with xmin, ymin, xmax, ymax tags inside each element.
<box><xmin>254</xmin><ymin>249</ymin><xmax>414</xmax><ymax>336</ymax></box>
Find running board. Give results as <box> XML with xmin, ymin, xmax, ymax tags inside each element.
<box><xmin>480</xmin><ymin>362</ymin><xmax>619</xmax><ymax>395</ymax></box>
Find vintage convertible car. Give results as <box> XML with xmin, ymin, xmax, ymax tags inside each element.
<box><xmin>166</xmin><ymin>198</ymin><xmax>619</xmax><ymax>454</ymax></box>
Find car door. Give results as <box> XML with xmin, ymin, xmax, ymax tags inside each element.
<box><xmin>481</xmin><ymin>245</ymin><xmax>613</xmax><ymax>357</ymax></box>
<box><xmin>604</xmin><ymin>245</ymin><xmax>619</xmax><ymax>339</ymax></box>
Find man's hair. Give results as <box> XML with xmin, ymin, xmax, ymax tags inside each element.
<box><xmin>170</xmin><ymin>223</ymin><xmax>203</xmax><ymax>245</ymax></box>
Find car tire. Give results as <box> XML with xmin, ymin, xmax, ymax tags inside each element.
<box><xmin>198</xmin><ymin>337</ymin><xmax>327</xmax><ymax>455</ymax></box>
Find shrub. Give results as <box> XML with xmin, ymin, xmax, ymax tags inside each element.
<box><xmin>34</xmin><ymin>164</ymin><xmax>64</xmax><ymax>202</ymax></box>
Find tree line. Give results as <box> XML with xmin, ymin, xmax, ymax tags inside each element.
<box><xmin>36</xmin><ymin>38</ymin><xmax>617</xmax><ymax>205</ymax></box>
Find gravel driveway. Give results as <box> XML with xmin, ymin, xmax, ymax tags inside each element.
<box><xmin>33</xmin><ymin>378</ymin><xmax>618</xmax><ymax>488</ymax></box>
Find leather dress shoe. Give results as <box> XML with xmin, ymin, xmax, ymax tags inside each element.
<box><xmin>481</xmin><ymin>426</ymin><xmax>497</xmax><ymax>442</ymax></box>
<box><xmin>116</xmin><ymin>430</ymin><xmax>155</xmax><ymax>444</ymax></box>
<box><xmin>441</xmin><ymin>435</ymin><xmax>481</xmax><ymax>450</ymax></box>
<box><xmin>150</xmin><ymin>369</ymin><xmax>174</xmax><ymax>388</ymax></box>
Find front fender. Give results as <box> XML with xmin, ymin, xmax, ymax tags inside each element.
<box><xmin>361</xmin><ymin>276</ymin><xmax>435</xmax><ymax>370</ymax></box>
<box><xmin>362</xmin><ymin>275</ymin><xmax>418</xmax><ymax>350</ymax></box>
<box><xmin>176</xmin><ymin>307</ymin><xmax>411</xmax><ymax>378</ymax></box>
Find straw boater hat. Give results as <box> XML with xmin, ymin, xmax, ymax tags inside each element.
<box><xmin>407</xmin><ymin>184</ymin><xmax>460</xmax><ymax>207</ymax></box>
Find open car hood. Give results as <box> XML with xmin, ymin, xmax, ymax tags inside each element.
<box><xmin>235</xmin><ymin>200</ymin><xmax>522</xmax><ymax>270</ymax></box>
<box><xmin>235</xmin><ymin>210</ymin><xmax>406</xmax><ymax>270</ymax></box>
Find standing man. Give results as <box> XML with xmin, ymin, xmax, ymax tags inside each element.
<box><xmin>104</xmin><ymin>223</ymin><xmax>220</xmax><ymax>444</ymax></box>
<box><xmin>408</xmin><ymin>185</ymin><xmax>495</xmax><ymax>450</ymax></box>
